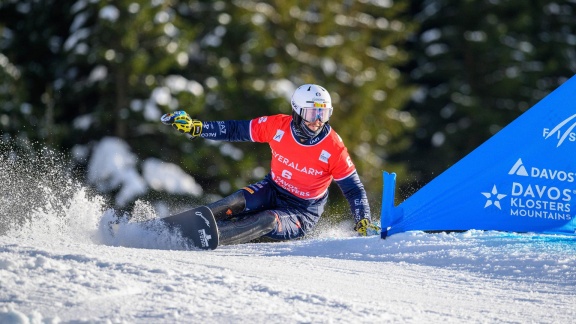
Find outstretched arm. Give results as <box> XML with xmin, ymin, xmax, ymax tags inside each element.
<box><xmin>199</xmin><ymin>120</ymin><xmax>252</xmax><ymax>142</ymax></box>
<box><xmin>161</xmin><ymin>111</ymin><xmax>252</xmax><ymax>142</ymax></box>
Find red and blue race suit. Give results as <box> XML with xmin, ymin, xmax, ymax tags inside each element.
<box><xmin>200</xmin><ymin>114</ymin><xmax>371</xmax><ymax>240</ymax></box>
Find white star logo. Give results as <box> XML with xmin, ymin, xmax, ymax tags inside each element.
<box><xmin>481</xmin><ymin>185</ymin><xmax>507</xmax><ymax>210</ymax></box>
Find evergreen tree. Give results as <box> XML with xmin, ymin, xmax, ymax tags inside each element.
<box><xmin>0</xmin><ymin>0</ymin><xmax>415</xmax><ymax>212</ymax></box>
<box><xmin>398</xmin><ymin>0</ymin><xmax>576</xmax><ymax>196</ymax></box>
<box><xmin>0</xmin><ymin>0</ymin><xmax>76</xmax><ymax>147</ymax></box>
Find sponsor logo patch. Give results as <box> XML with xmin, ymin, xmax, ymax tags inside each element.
<box><xmin>480</xmin><ymin>158</ymin><xmax>574</xmax><ymax>221</ymax></box>
<box><xmin>319</xmin><ymin>150</ymin><xmax>331</xmax><ymax>163</ymax></box>
<box><xmin>543</xmin><ymin>114</ymin><xmax>576</xmax><ymax>147</ymax></box>
<box><xmin>273</xmin><ymin>129</ymin><xmax>284</xmax><ymax>142</ymax></box>
<box><xmin>196</xmin><ymin>210</ymin><xmax>210</xmax><ymax>227</ymax></box>
<box><xmin>198</xmin><ymin>229</ymin><xmax>212</xmax><ymax>248</ymax></box>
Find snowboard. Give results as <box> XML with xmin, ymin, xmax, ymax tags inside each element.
<box><xmin>160</xmin><ymin>206</ymin><xmax>219</xmax><ymax>250</ymax></box>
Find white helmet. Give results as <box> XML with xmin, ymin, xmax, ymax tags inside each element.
<box><xmin>290</xmin><ymin>84</ymin><xmax>333</xmax><ymax>137</ymax></box>
<box><xmin>291</xmin><ymin>84</ymin><xmax>333</xmax><ymax>123</ymax></box>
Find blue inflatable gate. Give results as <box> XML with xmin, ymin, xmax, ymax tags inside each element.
<box><xmin>381</xmin><ymin>75</ymin><xmax>576</xmax><ymax>238</ymax></box>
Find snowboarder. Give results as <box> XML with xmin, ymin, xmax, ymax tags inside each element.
<box><xmin>161</xmin><ymin>84</ymin><xmax>379</xmax><ymax>245</ymax></box>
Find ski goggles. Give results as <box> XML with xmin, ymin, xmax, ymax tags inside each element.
<box><xmin>300</xmin><ymin>106</ymin><xmax>333</xmax><ymax>123</ymax></box>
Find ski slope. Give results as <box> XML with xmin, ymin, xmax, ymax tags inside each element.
<box><xmin>1</xmin><ymin>196</ymin><xmax>575</xmax><ymax>323</ymax></box>
<box><xmin>1</xmin><ymin>139</ymin><xmax>575</xmax><ymax>323</ymax></box>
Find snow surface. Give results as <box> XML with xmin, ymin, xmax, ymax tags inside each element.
<box><xmin>1</xmin><ymin>139</ymin><xmax>576</xmax><ymax>323</ymax></box>
<box><xmin>1</xmin><ymin>200</ymin><xmax>576</xmax><ymax>323</ymax></box>
<box><xmin>1</xmin><ymin>202</ymin><xmax>575</xmax><ymax>323</ymax></box>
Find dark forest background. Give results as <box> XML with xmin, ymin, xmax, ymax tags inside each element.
<box><xmin>1</xmin><ymin>0</ymin><xmax>575</xmax><ymax>219</ymax></box>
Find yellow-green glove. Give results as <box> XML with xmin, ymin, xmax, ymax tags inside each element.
<box><xmin>161</xmin><ymin>111</ymin><xmax>203</xmax><ymax>139</ymax></box>
<box><xmin>354</xmin><ymin>218</ymin><xmax>381</xmax><ymax>236</ymax></box>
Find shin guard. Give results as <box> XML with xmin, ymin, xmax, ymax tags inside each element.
<box><xmin>218</xmin><ymin>211</ymin><xmax>277</xmax><ymax>245</ymax></box>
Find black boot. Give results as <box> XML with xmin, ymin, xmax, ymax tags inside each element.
<box><xmin>207</xmin><ymin>190</ymin><xmax>246</xmax><ymax>221</ymax></box>
<box><xmin>218</xmin><ymin>211</ymin><xmax>277</xmax><ymax>245</ymax></box>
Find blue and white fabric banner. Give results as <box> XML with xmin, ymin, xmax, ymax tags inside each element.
<box><xmin>382</xmin><ymin>75</ymin><xmax>576</xmax><ymax>236</ymax></box>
